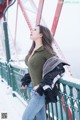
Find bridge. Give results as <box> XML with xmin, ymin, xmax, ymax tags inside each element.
<box><xmin>0</xmin><ymin>0</ymin><xmax>80</xmax><ymax>120</ymax></box>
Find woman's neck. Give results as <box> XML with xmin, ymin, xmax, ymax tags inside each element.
<box><xmin>34</xmin><ymin>40</ymin><xmax>43</xmax><ymax>50</ymax></box>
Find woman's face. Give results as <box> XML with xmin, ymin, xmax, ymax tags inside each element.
<box><xmin>30</xmin><ymin>26</ymin><xmax>42</xmax><ymax>41</ymax></box>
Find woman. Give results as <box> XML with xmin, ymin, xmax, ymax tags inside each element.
<box><xmin>22</xmin><ymin>25</ymin><xmax>56</xmax><ymax>120</ymax></box>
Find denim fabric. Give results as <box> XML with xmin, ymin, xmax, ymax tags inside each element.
<box><xmin>22</xmin><ymin>86</ymin><xmax>46</xmax><ymax>120</ymax></box>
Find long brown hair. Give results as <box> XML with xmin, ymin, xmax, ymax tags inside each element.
<box><xmin>27</xmin><ymin>25</ymin><xmax>56</xmax><ymax>58</ymax></box>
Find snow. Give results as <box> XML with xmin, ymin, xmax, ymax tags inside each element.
<box><xmin>0</xmin><ymin>78</ymin><xmax>27</xmax><ymax>120</ymax></box>
<box><xmin>0</xmin><ymin>74</ymin><xmax>80</xmax><ymax>120</ymax></box>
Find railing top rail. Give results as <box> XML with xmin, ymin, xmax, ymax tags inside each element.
<box><xmin>0</xmin><ymin>60</ymin><xmax>80</xmax><ymax>90</ymax></box>
<box><xmin>59</xmin><ymin>76</ymin><xmax>80</xmax><ymax>89</ymax></box>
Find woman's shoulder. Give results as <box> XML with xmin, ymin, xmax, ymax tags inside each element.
<box><xmin>43</xmin><ymin>47</ymin><xmax>56</xmax><ymax>59</ymax></box>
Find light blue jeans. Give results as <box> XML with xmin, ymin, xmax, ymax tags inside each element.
<box><xmin>22</xmin><ymin>85</ymin><xmax>46</xmax><ymax>120</ymax></box>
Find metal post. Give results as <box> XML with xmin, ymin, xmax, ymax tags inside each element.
<box><xmin>3</xmin><ymin>0</ymin><xmax>16</xmax><ymax>85</ymax></box>
<box><xmin>3</xmin><ymin>0</ymin><xmax>16</xmax><ymax>62</ymax></box>
<box><xmin>3</xmin><ymin>21</ymin><xmax>10</xmax><ymax>62</ymax></box>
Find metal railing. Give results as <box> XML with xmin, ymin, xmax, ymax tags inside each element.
<box><xmin>0</xmin><ymin>61</ymin><xmax>80</xmax><ymax>120</ymax></box>
<box><xmin>0</xmin><ymin>61</ymin><xmax>8</xmax><ymax>83</ymax></box>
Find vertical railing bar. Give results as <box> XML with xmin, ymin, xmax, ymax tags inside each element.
<box><xmin>0</xmin><ymin>62</ymin><xmax>1</xmax><ymax>77</ymax></box>
<box><xmin>1</xmin><ymin>63</ymin><xmax>3</xmax><ymax>79</ymax></box>
<box><xmin>58</xmin><ymin>83</ymin><xmax>63</xmax><ymax>120</ymax></box>
<box><xmin>69</xmin><ymin>87</ymin><xmax>75</xmax><ymax>120</ymax></box>
<box><xmin>63</xmin><ymin>85</ymin><xmax>69</xmax><ymax>120</ymax></box>
<box><xmin>51</xmin><ymin>103</ymin><xmax>55</xmax><ymax>120</ymax></box>
<box><xmin>47</xmin><ymin>104</ymin><xmax>51</xmax><ymax>120</ymax></box>
<box><xmin>55</xmin><ymin>102</ymin><xmax>58</xmax><ymax>119</ymax></box>
<box><xmin>77</xmin><ymin>89</ymin><xmax>80</xmax><ymax>119</ymax></box>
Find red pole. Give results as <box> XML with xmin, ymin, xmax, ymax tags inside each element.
<box><xmin>36</xmin><ymin>0</ymin><xmax>44</xmax><ymax>25</ymax></box>
<box><xmin>61</xmin><ymin>96</ymin><xmax>72</xmax><ymax>120</ymax></box>
<box><xmin>51</xmin><ymin>0</ymin><xmax>64</xmax><ymax>36</ymax></box>
<box><xmin>18</xmin><ymin>0</ymin><xmax>33</xmax><ymax>32</ymax></box>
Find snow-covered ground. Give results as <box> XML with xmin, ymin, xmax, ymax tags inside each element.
<box><xmin>0</xmin><ymin>78</ymin><xmax>27</xmax><ymax>120</ymax></box>
<box><xmin>0</xmin><ymin>74</ymin><xmax>80</xmax><ymax>120</ymax></box>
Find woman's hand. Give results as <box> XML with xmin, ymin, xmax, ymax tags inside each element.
<box><xmin>21</xmin><ymin>85</ymin><xmax>27</xmax><ymax>90</ymax></box>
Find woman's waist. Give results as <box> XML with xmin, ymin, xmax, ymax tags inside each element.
<box><xmin>31</xmin><ymin>78</ymin><xmax>42</xmax><ymax>87</ymax></box>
